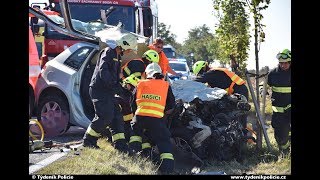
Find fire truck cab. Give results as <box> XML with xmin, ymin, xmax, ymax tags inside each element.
<box><xmin>30</xmin><ymin>0</ymin><xmax>158</xmax><ymax>65</ymax></box>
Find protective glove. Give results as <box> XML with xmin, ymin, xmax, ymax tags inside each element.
<box><xmin>114</xmin><ymin>83</ymin><xmax>125</xmax><ymax>97</ymax></box>
<box><xmin>176</xmin><ymin>72</ymin><xmax>183</xmax><ymax>77</ymax></box>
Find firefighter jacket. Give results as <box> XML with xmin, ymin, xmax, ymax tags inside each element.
<box><xmin>267</xmin><ymin>65</ymin><xmax>291</xmax><ymax>113</ymax></box>
<box><xmin>194</xmin><ymin>68</ymin><xmax>246</xmax><ymax>95</ymax></box>
<box><xmin>90</xmin><ymin>47</ymin><xmax>122</xmax><ymax>94</ymax></box>
<box><xmin>121</xmin><ymin>59</ymin><xmax>146</xmax><ymax>78</ymax></box>
<box><xmin>148</xmin><ymin>45</ymin><xmax>169</xmax><ymax>75</ymax></box>
<box><xmin>133</xmin><ymin>79</ymin><xmax>175</xmax><ymax>118</ymax></box>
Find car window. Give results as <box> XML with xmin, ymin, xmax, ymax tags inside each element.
<box><xmin>169</xmin><ymin>63</ymin><xmax>187</xmax><ymax>71</ymax></box>
<box><xmin>64</xmin><ymin>47</ymin><xmax>94</xmax><ymax>70</ymax></box>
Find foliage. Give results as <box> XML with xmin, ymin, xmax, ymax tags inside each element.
<box><xmin>157</xmin><ymin>22</ymin><xmax>181</xmax><ymax>50</ymax></box>
<box><xmin>213</xmin><ymin>0</ymin><xmax>251</xmax><ymax>75</ymax></box>
<box><xmin>179</xmin><ymin>24</ymin><xmax>218</xmax><ymax>67</ymax></box>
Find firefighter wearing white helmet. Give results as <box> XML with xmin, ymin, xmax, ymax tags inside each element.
<box><xmin>116</xmin><ymin>33</ymin><xmax>138</xmax><ymax>52</ymax></box>
<box><xmin>83</xmin><ymin>33</ymin><xmax>137</xmax><ymax>153</ymax></box>
<box><xmin>267</xmin><ymin>49</ymin><xmax>291</xmax><ymax>155</ymax></box>
<box><xmin>130</xmin><ymin>62</ymin><xmax>176</xmax><ymax>174</ymax></box>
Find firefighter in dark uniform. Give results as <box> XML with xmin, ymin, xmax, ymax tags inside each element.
<box><xmin>130</xmin><ymin>63</ymin><xmax>176</xmax><ymax>174</ymax></box>
<box><xmin>121</xmin><ymin>49</ymin><xmax>160</xmax><ymax>79</ymax></box>
<box><xmin>192</xmin><ymin>60</ymin><xmax>249</xmax><ymax>129</ymax></box>
<box><xmin>267</xmin><ymin>49</ymin><xmax>291</xmax><ymax>155</ymax></box>
<box><xmin>82</xmin><ymin>33</ymin><xmax>138</xmax><ymax>153</ymax></box>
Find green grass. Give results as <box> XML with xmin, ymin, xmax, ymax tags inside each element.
<box><xmin>35</xmin><ymin>139</ymin><xmax>158</xmax><ymax>175</ymax></box>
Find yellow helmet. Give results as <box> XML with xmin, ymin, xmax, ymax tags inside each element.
<box><xmin>276</xmin><ymin>49</ymin><xmax>291</xmax><ymax>62</ymax></box>
<box><xmin>142</xmin><ymin>50</ymin><xmax>159</xmax><ymax>63</ymax></box>
<box><xmin>192</xmin><ymin>61</ymin><xmax>208</xmax><ymax>76</ymax></box>
<box><xmin>123</xmin><ymin>74</ymin><xmax>140</xmax><ymax>87</ymax></box>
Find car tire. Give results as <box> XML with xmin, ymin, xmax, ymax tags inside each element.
<box><xmin>37</xmin><ymin>94</ymin><xmax>70</xmax><ymax>137</ymax></box>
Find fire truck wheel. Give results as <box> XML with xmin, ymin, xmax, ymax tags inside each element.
<box><xmin>37</xmin><ymin>94</ymin><xmax>70</xmax><ymax>137</ymax></box>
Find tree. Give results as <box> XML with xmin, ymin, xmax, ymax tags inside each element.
<box><xmin>180</xmin><ymin>24</ymin><xmax>217</xmax><ymax>66</ymax></box>
<box><xmin>157</xmin><ymin>22</ymin><xmax>181</xmax><ymax>49</ymax></box>
<box><xmin>213</xmin><ymin>0</ymin><xmax>251</xmax><ymax>76</ymax></box>
<box><xmin>213</xmin><ymin>0</ymin><xmax>271</xmax><ymax>150</ymax></box>
<box><xmin>245</xmin><ymin>0</ymin><xmax>271</xmax><ymax>150</ymax></box>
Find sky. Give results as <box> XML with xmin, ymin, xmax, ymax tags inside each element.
<box><xmin>156</xmin><ymin>0</ymin><xmax>291</xmax><ymax>70</ymax></box>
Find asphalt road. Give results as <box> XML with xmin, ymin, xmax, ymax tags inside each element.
<box><xmin>29</xmin><ymin>126</ymin><xmax>85</xmax><ymax>173</ymax></box>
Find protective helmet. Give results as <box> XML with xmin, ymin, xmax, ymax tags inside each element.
<box><xmin>142</xmin><ymin>50</ymin><xmax>159</xmax><ymax>63</ymax></box>
<box><xmin>145</xmin><ymin>62</ymin><xmax>162</xmax><ymax>78</ymax></box>
<box><xmin>192</xmin><ymin>61</ymin><xmax>208</xmax><ymax>76</ymax></box>
<box><xmin>276</xmin><ymin>49</ymin><xmax>291</xmax><ymax>62</ymax></box>
<box><xmin>123</xmin><ymin>74</ymin><xmax>140</xmax><ymax>87</ymax></box>
<box><xmin>116</xmin><ymin>33</ymin><xmax>138</xmax><ymax>51</ymax></box>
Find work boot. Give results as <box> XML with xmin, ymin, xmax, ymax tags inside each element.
<box><xmin>114</xmin><ymin>139</ymin><xmax>129</xmax><ymax>154</ymax></box>
<box><xmin>141</xmin><ymin>148</ymin><xmax>152</xmax><ymax>159</ymax></box>
<box><xmin>83</xmin><ymin>134</ymin><xmax>99</xmax><ymax>149</ymax></box>
<box><xmin>101</xmin><ymin>129</ymin><xmax>112</xmax><ymax>143</ymax></box>
<box><xmin>158</xmin><ymin>159</ymin><xmax>174</xmax><ymax>175</ymax></box>
<box><xmin>128</xmin><ymin>141</ymin><xmax>142</xmax><ymax>156</ymax></box>
<box><xmin>279</xmin><ymin>147</ymin><xmax>290</xmax><ymax>157</ymax></box>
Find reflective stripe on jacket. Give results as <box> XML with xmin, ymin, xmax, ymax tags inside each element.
<box><xmin>267</xmin><ymin>66</ymin><xmax>291</xmax><ymax>113</ymax></box>
<box><xmin>121</xmin><ymin>58</ymin><xmax>146</xmax><ymax>78</ymax></box>
<box><xmin>271</xmin><ymin>86</ymin><xmax>291</xmax><ymax>113</ymax></box>
<box><xmin>211</xmin><ymin>68</ymin><xmax>245</xmax><ymax>95</ymax></box>
<box><xmin>135</xmin><ymin>79</ymin><xmax>169</xmax><ymax>118</ymax></box>
<box><xmin>272</xmin><ymin>104</ymin><xmax>291</xmax><ymax>113</ymax></box>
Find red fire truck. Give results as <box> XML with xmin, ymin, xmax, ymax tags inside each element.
<box><xmin>31</xmin><ymin>0</ymin><xmax>158</xmax><ymax>64</ymax></box>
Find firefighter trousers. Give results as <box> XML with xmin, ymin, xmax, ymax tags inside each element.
<box><xmin>131</xmin><ymin>115</ymin><xmax>174</xmax><ymax>174</ymax></box>
<box><xmin>115</xmin><ymin>94</ymin><xmax>134</xmax><ymax>142</ymax></box>
<box><xmin>84</xmin><ymin>87</ymin><xmax>127</xmax><ymax>152</ymax></box>
<box><xmin>271</xmin><ymin>109</ymin><xmax>291</xmax><ymax>152</ymax></box>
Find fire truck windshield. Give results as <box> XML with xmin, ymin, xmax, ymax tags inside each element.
<box><xmin>53</xmin><ymin>3</ymin><xmax>135</xmax><ymax>32</ymax></box>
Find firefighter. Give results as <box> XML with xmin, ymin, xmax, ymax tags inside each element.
<box><xmin>82</xmin><ymin>33</ymin><xmax>138</xmax><ymax>153</ymax></box>
<box><xmin>148</xmin><ymin>38</ymin><xmax>181</xmax><ymax>78</ymax></box>
<box><xmin>192</xmin><ymin>60</ymin><xmax>249</xmax><ymax>129</ymax></box>
<box><xmin>267</xmin><ymin>49</ymin><xmax>291</xmax><ymax>155</ymax></box>
<box><xmin>121</xmin><ymin>49</ymin><xmax>160</xmax><ymax>79</ymax></box>
<box><xmin>121</xmin><ymin>74</ymin><xmax>152</xmax><ymax>158</ymax></box>
<box><xmin>117</xmin><ymin>50</ymin><xmax>160</xmax><ymax>142</ymax></box>
<box><xmin>130</xmin><ymin>63</ymin><xmax>176</xmax><ymax>174</ymax></box>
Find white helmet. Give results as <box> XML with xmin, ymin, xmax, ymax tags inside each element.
<box><xmin>116</xmin><ymin>33</ymin><xmax>137</xmax><ymax>50</ymax></box>
<box><xmin>145</xmin><ymin>63</ymin><xmax>162</xmax><ymax>78</ymax></box>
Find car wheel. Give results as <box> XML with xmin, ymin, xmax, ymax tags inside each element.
<box><xmin>37</xmin><ymin>94</ymin><xmax>70</xmax><ymax>137</ymax></box>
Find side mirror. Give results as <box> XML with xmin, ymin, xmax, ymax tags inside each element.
<box><xmin>142</xmin><ymin>8</ymin><xmax>153</xmax><ymax>37</ymax></box>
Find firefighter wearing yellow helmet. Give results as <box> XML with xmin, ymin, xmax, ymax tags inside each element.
<box><xmin>192</xmin><ymin>60</ymin><xmax>249</xmax><ymax>131</ymax></box>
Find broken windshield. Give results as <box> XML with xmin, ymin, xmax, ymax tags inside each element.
<box><xmin>53</xmin><ymin>3</ymin><xmax>135</xmax><ymax>32</ymax></box>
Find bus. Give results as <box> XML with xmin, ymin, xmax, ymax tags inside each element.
<box><xmin>30</xmin><ymin>0</ymin><xmax>158</xmax><ymax>65</ymax></box>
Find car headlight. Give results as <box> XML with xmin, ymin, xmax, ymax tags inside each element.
<box><xmin>181</xmin><ymin>76</ymin><xmax>187</xmax><ymax>80</ymax></box>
